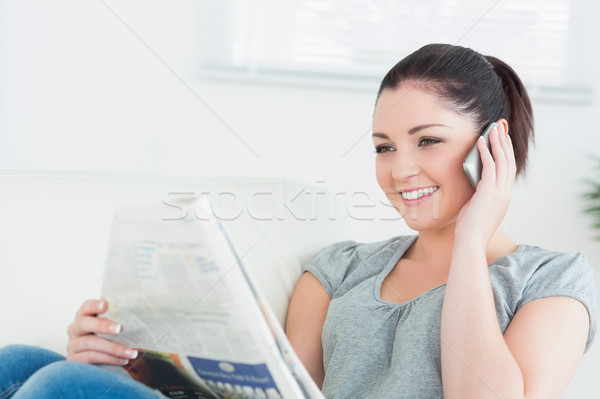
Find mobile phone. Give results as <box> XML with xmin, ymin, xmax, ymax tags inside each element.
<box><xmin>463</xmin><ymin>122</ymin><xmax>498</xmax><ymax>189</ymax></box>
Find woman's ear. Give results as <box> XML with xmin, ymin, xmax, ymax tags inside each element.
<box><xmin>496</xmin><ymin>118</ymin><xmax>509</xmax><ymax>136</ymax></box>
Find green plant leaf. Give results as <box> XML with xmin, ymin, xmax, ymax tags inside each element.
<box><xmin>581</xmin><ymin>156</ymin><xmax>600</xmax><ymax>240</ymax></box>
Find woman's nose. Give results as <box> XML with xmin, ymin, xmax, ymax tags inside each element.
<box><xmin>391</xmin><ymin>151</ymin><xmax>419</xmax><ymax>182</ymax></box>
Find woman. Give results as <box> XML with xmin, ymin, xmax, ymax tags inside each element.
<box><xmin>1</xmin><ymin>44</ymin><xmax>596</xmax><ymax>399</ymax></box>
<box><xmin>285</xmin><ymin>44</ymin><xmax>596</xmax><ymax>398</ymax></box>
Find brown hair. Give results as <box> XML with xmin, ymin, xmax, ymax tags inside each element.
<box><xmin>376</xmin><ymin>44</ymin><xmax>534</xmax><ymax>177</ymax></box>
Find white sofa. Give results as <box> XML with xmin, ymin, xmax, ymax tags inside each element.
<box><xmin>0</xmin><ymin>172</ymin><xmax>351</xmax><ymax>355</ymax></box>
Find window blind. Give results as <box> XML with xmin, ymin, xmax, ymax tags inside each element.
<box><xmin>199</xmin><ymin>0</ymin><xmax>598</xmax><ymax>103</ymax></box>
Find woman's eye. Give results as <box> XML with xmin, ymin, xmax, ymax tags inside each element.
<box><xmin>418</xmin><ymin>137</ymin><xmax>441</xmax><ymax>147</ymax></box>
<box><xmin>374</xmin><ymin>145</ymin><xmax>395</xmax><ymax>154</ymax></box>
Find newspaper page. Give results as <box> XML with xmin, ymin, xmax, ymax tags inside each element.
<box><xmin>99</xmin><ymin>196</ymin><xmax>324</xmax><ymax>399</ymax></box>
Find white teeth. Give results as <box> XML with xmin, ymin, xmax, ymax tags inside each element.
<box><xmin>401</xmin><ymin>186</ymin><xmax>438</xmax><ymax>200</ymax></box>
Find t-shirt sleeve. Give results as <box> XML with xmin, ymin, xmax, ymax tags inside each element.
<box><xmin>519</xmin><ymin>251</ymin><xmax>597</xmax><ymax>353</ymax></box>
<box><xmin>302</xmin><ymin>240</ymin><xmax>360</xmax><ymax>298</ymax></box>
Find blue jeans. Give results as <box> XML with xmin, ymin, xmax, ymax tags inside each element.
<box><xmin>0</xmin><ymin>344</ymin><xmax>163</xmax><ymax>398</ymax></box>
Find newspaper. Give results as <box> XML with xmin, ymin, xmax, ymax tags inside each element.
<box><xmin>99</xmin><ymin>196</ymin><xmax>324</xmax><ymax>399</ymax></box>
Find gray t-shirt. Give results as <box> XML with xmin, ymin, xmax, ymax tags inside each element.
<box><xmin>303</xmin><ymin>235</ymin><xmax>597</xmax><ymax>399</ymax></box>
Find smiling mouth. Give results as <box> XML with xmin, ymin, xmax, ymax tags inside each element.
<box><xmin>400</xmin><ymin>186</ymin><xmax>439</xmax><ymax>200</ymax></box>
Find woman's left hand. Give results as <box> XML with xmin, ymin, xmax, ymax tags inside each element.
<box><xmin>455</xmin><ymin>122</ymin><xmax>516</xmax><ymax>247</ymax></box>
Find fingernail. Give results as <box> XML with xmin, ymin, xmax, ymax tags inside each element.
<box><xmin>112</xmin><ymin>324</ymin><xmax>122</xmax><ymax>334</ymax></box>
<box><xmin>120</xmin><ymin>358</ymin><xmax>129</xmax><ymax>365</ymax></box>
<box><xmin>98</xmin><ymin>301</ymin><xmax>105</xmax><ymax>312</ymax></box>
<box><xmin>125</xmin><ymin>349</ymin><xmax>138</xmax><ymax>359</ymax></box>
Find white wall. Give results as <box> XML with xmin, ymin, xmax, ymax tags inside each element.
<box><xmin>1</xmin><ymin>1</ymin><xmax>599</xmax><ymax>397</ymax></box>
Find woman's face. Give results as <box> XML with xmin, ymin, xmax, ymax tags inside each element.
<box><xmin>373</xmin><ymin>85</ymin><xmax>479</xmax><ymax>233</ymax></box>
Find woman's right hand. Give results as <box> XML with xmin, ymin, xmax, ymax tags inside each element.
<box><xmin>66</xmin><ymin>299</ymin><xmax>138</xmax><ymax>365</ymax></box>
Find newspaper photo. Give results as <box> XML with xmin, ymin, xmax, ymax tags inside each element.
<box><xmin>99</xmin><ymin>196</ymin><xmax>324</xmax><ymax>399</ymax></box>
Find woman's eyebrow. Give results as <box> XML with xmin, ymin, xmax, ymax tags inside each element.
<box><xmin>372</xmin><ymin>132</ymin><xmax>389</xmax><ymax>139</ymax></box>
<box><xmin>408</xmin><ymin>123</ymin><xmax>449</xmax><ymax>135</ymax></box>
<box><xmin>372</xmin><ymin>124</ymin><xmax>450</xmax><ymax>139</ymax></box>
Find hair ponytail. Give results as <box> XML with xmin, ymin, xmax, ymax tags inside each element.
<box><xmin>485</xmin><ymin>56</ymin><xmax>535</xmax><ymax>176</ymax></box>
